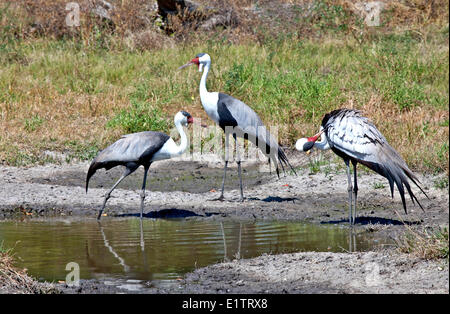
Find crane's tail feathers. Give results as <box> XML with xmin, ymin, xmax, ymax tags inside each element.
<box><xmin>401</xmin><ymin>166</ymin><xmax>430</xmax><ymax>201</ymax></box>
<box><xmin>399</xmin><ymin>165</ymin><xmax>428</xmax><ymax>211</ymax></box>
<box><xmin>86</xmin><ymin>162</ymin><xmax>100</xmax><ymax>193</ymax></box>
<box><xmin>275</xmin><ymin>165</ymin><xmax>280</xmax><ymax>179</ymax></box>
<box><xmin>279</xmin><ymin>154</ymin><xmax>286</xmax><ymax>175</ymax></box>
<box><xmin>277</xmin><ymin>147</ymin><xmax>297</xmax><ymax>176</ymax></box>
<box><xmin>377</xmin><ymin>161</ymin><xmax>426</xmax><ymax>214</ymax></box>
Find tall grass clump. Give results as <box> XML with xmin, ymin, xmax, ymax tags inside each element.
<box><xmin>0</xmin><ymin>244</ymin><xmax>57</xmax><ymax>293</ymax></box>
<box><xmin>397</xmin><ymin>227</ymin><xmax>449</xmax><ymax>261</ymax></box>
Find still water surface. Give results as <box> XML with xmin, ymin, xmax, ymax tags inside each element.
<box><xmin>0</xmin><ymin>218</ymin><xmax>387</xmax><ymax>285</ymax></box>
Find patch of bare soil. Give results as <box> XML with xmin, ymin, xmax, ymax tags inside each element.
<box><xmin>178</xmin><ymin>251</ymin><xmax>449</xmax><ymax>294</ymax></box>
<box><xmin>0</xmin><ymin>151</ymin><xmax>448</xmax><ymax>293</ymax></box>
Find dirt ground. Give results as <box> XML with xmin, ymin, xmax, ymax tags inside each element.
<box><xmin>0</xmin><ymin>151</ymin><xmax>448</xmax><ymax>294</ymax></box>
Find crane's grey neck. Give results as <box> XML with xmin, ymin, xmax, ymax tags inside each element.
<box><xmin>313</xmin><ymin>135</ymin><xmax>330</xmax><ymax>151</ymax></box>
<box><xmin>173</xmin><ymin>120</ymin><xmax>189</xmax><ymax>156</ymax></box>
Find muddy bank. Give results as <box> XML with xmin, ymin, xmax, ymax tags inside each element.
<box><xmin>55</xmin><ymin>251</ymin><xmax>448</xmax><ymax>294</ymax></box>
<box><xmin>179</xmin><ymin>251</ymin><xmax>449</xmax><ymax>294</ymax></box>
<box><xmin>4</xmin><ymin>251</ymin><xmax>448</xmax><ymax>294</ymax></box>
<box><xmin>0</xmin><ymin>152</ymin><xmax>448</xmax><ymax>294</ymax></box>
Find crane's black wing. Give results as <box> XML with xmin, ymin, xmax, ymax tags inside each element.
<box><xmin>217</xmin><ymin>93</ymin><xmax>296</xmax><ymax>177</ymax></box>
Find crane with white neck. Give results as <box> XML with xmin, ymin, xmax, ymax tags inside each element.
<box><xmin>179</xmin><ymin>53</ymin><xmax>296</xmax><ymax>202</ymax></box>
<box><xmin>86</xmin><ymin>111</ymin><xmax>195</xmax><ymax>220</ymax></box>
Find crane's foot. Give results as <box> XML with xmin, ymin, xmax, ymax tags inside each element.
<box><xmin>209</xmin><ymin>195</ymin><xmax>225</xmax><ymax>201</ymax></box>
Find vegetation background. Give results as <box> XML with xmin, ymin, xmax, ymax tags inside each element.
<box><xmin>0</xmin><ymin>0</ymin><xmax>448</xmax><ymax>181</ymax></box>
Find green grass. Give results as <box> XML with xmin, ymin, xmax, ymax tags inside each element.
<box><xmin>106</xmin><ymin>83</ymin><xmax>170</xmax><ymax>134</ymax></box>
<box><xmin>373</xmin><ymin>182</ymin><xmax>386</xmax><ymax>189</ymax></box>
<box><xmin>306</xmin><ymin>157</ymin><xmax>331</xmax><ymax>175</ymax></box>
<box><xmin>433</xmin><ymin>177</ymin><xmax>449</xmax><ymax>190</ymax></box>
<box><xmin>63</xmin><ymin>141</ymin><xmax>101</xmax><ymax>163</ymax></box>
<box><xmin>0</xmin><ymin>241</ymin><xmax>12</xmax><ymax>254</ymax></box>
<box><xmin>23</xmin><ymin>115</ymin><xmax>44</xmax><ymax>132</ymax></box>
<box><xmin>0</xmin><ymin>27</ymin><xmax>448</xmax><ymax>171</ymax></box>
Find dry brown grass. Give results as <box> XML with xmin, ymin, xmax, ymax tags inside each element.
<box><xmin>359</xmin><ymin>96</ymin><xmax>449</xmax><ymax>174</ymax></box>
<box><xmin>4</xmin><ymin>0</ymin><xmax>449</xmax><ymax>46</ymax></box>
<box><xmin>0</xmin><ymin>0</ymin><xmax>448</xmax><ymax>171</ymax></box>
<box><xmin>396</xmin><ymin>225</ymin><xmax>449</xmax><ymax>261</ymax></box>
<box><xmin>2</xmin><ymin>0</ymin><xmax>167</xmax><ymax>50</ymax></box>
<box><xmin>0</xmin><ymin>86</ymin><xmax>126</xmax><ymax>164</ymax></box>
<box><xmin>0</xmin><ymin>247</ymin><xmax>57</xmax><ymax>293</ymax></box>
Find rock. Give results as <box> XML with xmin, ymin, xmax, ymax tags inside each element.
<box><xmin>199</xmin><ymin>10</ymin><xmax>238</xmax><ymax>31</ymax></box>
<box><xmin>156</xmin><ymin>0</ymin><xmax>198</xmax><ymax>17</ymax></box>
<box><xmin>156</xmin><ymin>0</ymin><xmax>237</xmax><ymax>31</ymax></box>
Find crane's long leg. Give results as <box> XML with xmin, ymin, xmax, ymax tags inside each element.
<box><xmin>139</xmin><ymin>164</ymin><xmax>150</xmax><ymax>219</ymax></box>
<box><xmin>97</xmin><ymin>166</ymin><xmax>136</xmax><ymax>220</ymax></box>
<box><xmin>352</xmin><ymin>160</ymin><xmax>358</xmax><ymax>225</ymax></box>
<box><xmin>233</xmin><ymin>135</ymin><xmax>244</xmax><ymax>202</ymax></box>
<box><xmin>344</xmin><ymin>159</ymin><xmax>353</xmax><ymax>225</ymax></box>
<box><xmin>211</xmin><ymin>133</ymin><xmax>230</xmax><ymax>201</ymax></box>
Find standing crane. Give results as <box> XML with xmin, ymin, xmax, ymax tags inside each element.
<box><xmin>86</xmin><ymin>111</ymin><xmax>195</xmax><ymax>220</ymax></box>
<box><xmin>179</xmin><ymin>53</ymin><xmax>296</xmax><ymax>202</ymax></box>
<box><xmin>295</xmin><ymin>108</ymin><xmax>428</xmax><ymax>224</ymax></box>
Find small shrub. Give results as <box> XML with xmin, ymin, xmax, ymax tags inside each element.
<box><xmin>23</xmin><ymin>115</ymin><xmax>44</xmax><ymax>132</ymax></box>
<box><xmin>433</xmin><ymin>177</ymin><xmax>449</xmax><ymax>189</ymax></box>
<box><xmin>373</xmin><ymin>182</ymin><xmax>385</xmax><ymax>189</ymax></box>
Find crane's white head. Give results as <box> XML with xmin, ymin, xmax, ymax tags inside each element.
<box><xmin>295</xmin><ymin>129</ymin><xmax>324</xmax><ymax>152</ymax></box>
<box><xmin>178</xmin><ymin>53</ymin><xmax>211</xmax><ymax>72</ymax></box>
<box><xmin>175</xmin><ymin>111</ymin><xmax>194</xmax><ymax>127</ymax></box>
<box><xmin>295</xmin><ymin>138</ymin><xmax>311</xmax><ymax>152</ymax></box>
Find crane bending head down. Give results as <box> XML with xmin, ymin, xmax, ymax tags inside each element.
<box><xmin>295</xmin><ymin>109</ymin><xmax>428</xmax><ymax>225</ymax></box>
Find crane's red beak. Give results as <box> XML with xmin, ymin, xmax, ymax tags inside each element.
<box><xmin>307</xmin><ymin>129</ymin><xmax>324</xmax><ymax>142</ymax></box>
<box><xmin>178</xmin><ymin>57</ymin><xmax>200</xmax><ymax>70</ymax></box>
